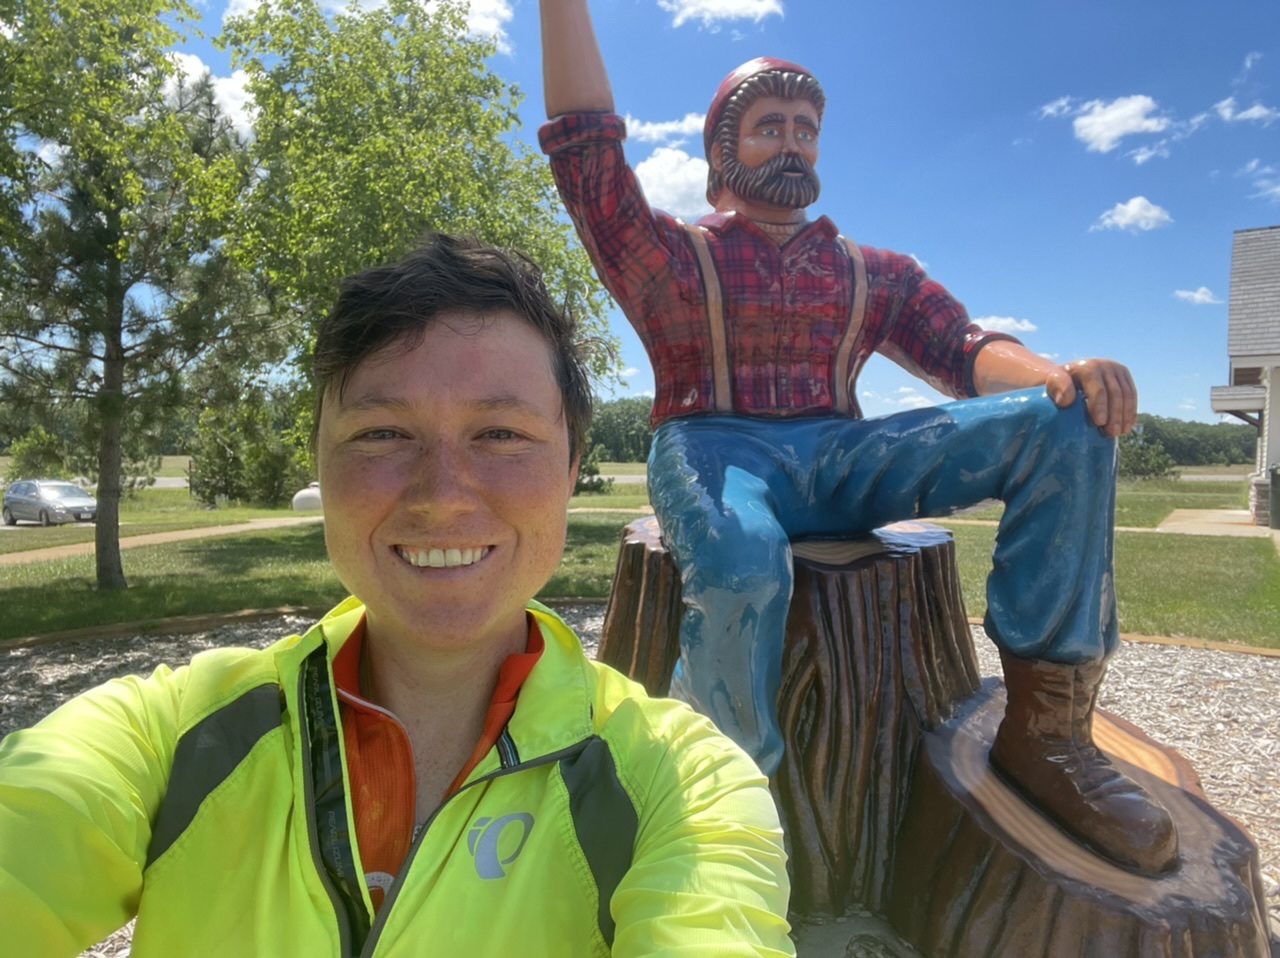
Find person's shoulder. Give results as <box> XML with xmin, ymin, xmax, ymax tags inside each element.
<box><xmin>142</xmin><ymin>636</ymin><xmax>297</xmax><ymax>735</ymax></box>
<box><xmin>587</xmin><ymin>660</ymin><xmax>769</xmax><ymax>795</ymax></box>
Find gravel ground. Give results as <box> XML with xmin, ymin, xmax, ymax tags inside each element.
<box><xmin>0</xmin><ymin>606</ymin><xmax>1275</xmax><ymax>955</ymax></box>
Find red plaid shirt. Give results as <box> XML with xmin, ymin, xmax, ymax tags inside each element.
<box><xmin>541</xmin><ymin>112</ymin><xmax>1018</xmax><ymax>427</ymax></box>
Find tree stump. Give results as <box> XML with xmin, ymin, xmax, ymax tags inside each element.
<box><xmin>598</xmin><ymin>516</ymin><xmax>1272</xmax><ymax>957</ymax></box>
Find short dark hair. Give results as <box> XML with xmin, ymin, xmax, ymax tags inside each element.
<box><xmin>706</xmin><ymin>70</ymin><xmax>826</xmax><ymax>205</ymax></box>
<box><xmin>312</xmin><ymin>233</ymin><xmax>593</xmax><ymax>462</ymax></box>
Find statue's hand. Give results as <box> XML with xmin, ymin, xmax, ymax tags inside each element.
<box><xmin>1045</xmin><ymin>359</ymin><xmax>1137</xmax><ymax>437</ymax></box>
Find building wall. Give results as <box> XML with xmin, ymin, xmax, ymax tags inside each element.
<box><xmin>1228</xmin><ymin>226</ymin><xmax>1280</xmax><ymax>360</ymax></box>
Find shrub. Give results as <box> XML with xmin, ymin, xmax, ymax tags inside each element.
<box><xmin>1119</xmin><ymin>430</ymin><xmax>1178</xmax><ymax>480</ymax></box>
<box><xmin>5</xmin><ymin>426</ymin><xmax>71</xmax><ymax>482</ymax></box>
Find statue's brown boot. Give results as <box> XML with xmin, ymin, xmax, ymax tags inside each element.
<box><xmin>990</xmin><ymin>650</ymin><xmax>1179</xmax><ymax>876</ymax></box>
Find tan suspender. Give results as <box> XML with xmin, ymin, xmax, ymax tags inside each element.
<box><xmin>685</xmin><ymin>224</ymin><xmax>733</xmax><ymax>413</ymax></box>
<box><xmin>834</xmin><ymin>236</ymin><xmax>868</xmax><ymax>415</ymax></box>
<box><xmin>683</xmin><ymin>225</ymin><xmax>866</xmax><ymax>416</ymax></box>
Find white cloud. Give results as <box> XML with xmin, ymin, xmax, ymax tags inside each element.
<box><xmin>1174</xmin><ymin>287</ymin><xmax>1222</xmax><ymax>305</ymax></box>
<box><xmin>657</xmin><ymin>0</ymin><xmax>783</xmax><ymax>30</ymax></box>
<box><xmin>36</xmin><ymin>140</ymin><xmax>67</xmax><ymax>167</ymax></box>
<box><xmin>1232</xmin><ymin>103</ymin><xmax>1280</xmax><ymax>124</ymax></box>
<box><xmin>1179</xmin><ymin>400</ymin><xmax>1198</xmax><ymax>413</ymax></box>
<box><xmin>620</xmin><ymin>367</ymin><xmax>639</xmax><ymax>378</ymax></box>
<box><xmin>1215</xmin><ymin>96</ymin><xmax>1280</xmax><ymax>125</ymax></box>
<box><xmin>859</xmin><ymin>387</ymin><xmax>934</xmax><ymax>410</ymax></box>
<box><xmin>1237</xmin><ymin>158</ymin><xmax>1276</xmax><ymax>177</ymax></box>
<box><xmin>1073</xmin><ymin>96</ymin><xmax>1169</xmax><ymax>153</ymax></box>
<box><xmin>1089</xmin><ymin>196</ymin><xmax>1172</xmax><ymax>233</ymax></box>
<box><xmin>1237</xmin><ymin>158</ymin><xmax>1280</xmax><ymax>204</ymax></box>
<box><xmin>1127</xmin><ymin>144</ymin><xmax>1169</xmax><ymax>165</ymax></box>
<box><xmin>1254</xmin><ymin>182</ymin><xmax>1280</xmax><ymax>203</ymax></box>
<box><xmin>223</xmin><ymin>0</ymin><xmax>262</xmax><ymax>19</ymax></box>
<box><xmin>452</xmin><ymin>0</ymin><xmax>514</xmax><ymax>52</ymax></box>
<box><xmin>1037</xmin><ymin>96</ymin><xmax>1075</xmax><ymax>119</ymax></box>
<box><xmin>167</xmin><ymin>53</ymin><xmax>256</xmax><ymax>137</ymax></box>
<box><xmin>624</xmin><ymin>112</ymin><xmax>706</xmax><ymax>144</ymax></box>
<box><xmin>890</xmin><ymin>387</ymin><xmax>932</xmax><ymax>408</ymax></box>
<box><xmin>973</xmin><ymin>316</ymin><xmax>1038</xmax><ymax>334</ymax></box>
<box><xmin>634</xmin><ymin>147</ymin><xmax>712</xmax><ymax>220</ymax></box>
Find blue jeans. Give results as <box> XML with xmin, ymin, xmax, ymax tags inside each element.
<box><xmin>646</xmin><ymin>389</ymin><xmax>1119</xmax><ymax>774</ymax></box>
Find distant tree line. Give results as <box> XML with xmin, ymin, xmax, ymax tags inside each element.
<box><xmin>1131</xmin><ymin>414</ymin><xmax>1255</xmax><ymax>467</ymax></box>
<box><xmin>1118</xmin><ymin>414</ymin><xmax>1256</xmax><ymax>480</ymax></box>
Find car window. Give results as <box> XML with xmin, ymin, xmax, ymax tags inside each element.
<box><xmin>42</xmin><ymin>482</ymin><xmax>85</xmax><ymax>499</ymax></box>
<box><xmin>11</xmin><ymin>482</ymin><xmax>30</xmax><ymax>496</ymax></box>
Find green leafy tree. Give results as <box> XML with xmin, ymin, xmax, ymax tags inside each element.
<box><xmin>4</xmin><ymin>426</ymin><xmax>70</xmax><ymax>482</ymax></box>
<box><xmin>0</xmin><ymin>0</ymin><xmax>277</xmax><ymax>588</ymax></box>
<box><xmin>220</xmin><ymin>0</ymin><xmax>616</xmax><ymax>376</ymax></box>
<box><xmin>588</xmin><ymin>396</ymin><xmax>654</xmax><ymax>462</ymax></box>
<box><xmin>573</xmin><ymin>440</ymin><xmax>613</xmax><ymax>495</ymax></box>
<box><xmin>189</xmin><ymin>383</ymin><xmax>310</xmax><ymax>507</ymax></box>
<box><xmin>1118</xmin><ymin>428</ymin><xmax>1178</xmax><ymax>480</ymax></box>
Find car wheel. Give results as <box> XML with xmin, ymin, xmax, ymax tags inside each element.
<box><xmin>39</xmin><ymin>510</ymin><xmax>51</xmax><ymax>527</ymax></box>
<box><xmin>1</xmin><ymin>507</ymin><xmax>13</xmax><ymax>526</ymax></box>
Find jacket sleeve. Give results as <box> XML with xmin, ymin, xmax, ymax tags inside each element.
<box><xmin>609</xmin><ymin>703</ymin><xmax>795</xmax><ymax>957</ymax></box>
<box><xmin>0</xmin><ymin>667</ymin><xmax>183</xmax><ymax>956</ymax></box>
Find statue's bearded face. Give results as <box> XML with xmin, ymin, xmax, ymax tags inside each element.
<box><xmin>718</xmin><ymin>94</ymin><xmax>821</xmax><ymax>210</ymax></box>
<box><xmin>721</xmin><ymin>147</ymin><xmax>821</xmax><ymax>210</ymax></box>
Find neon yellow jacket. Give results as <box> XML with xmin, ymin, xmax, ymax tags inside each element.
<box><xmin>0</xmin><ymin>599</ymin><xmax>794</xmax><ymax>957</ymax></box>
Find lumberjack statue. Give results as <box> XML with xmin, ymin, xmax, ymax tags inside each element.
<box><xmin>538</xmin><ymin>0</ymin><xmax>1178</xmax><ymax>876</ymax></box>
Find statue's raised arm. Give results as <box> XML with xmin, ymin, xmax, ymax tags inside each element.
<box><xmin>539</xmin><ymin>0</ymin><xmax>614</xmax><ymax>116</ymax></box>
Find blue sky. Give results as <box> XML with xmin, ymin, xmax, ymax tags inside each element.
<box><xmin>181</xmin><ymin>0</ymin><xmax>1280</xmax><ymax>422</ymax></box>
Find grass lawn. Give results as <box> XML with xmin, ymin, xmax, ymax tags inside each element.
<box><xmin>942</xmin><ymin>522</ymin><xmax>1280</xmax><ymax>650</ymax></box>
<box><xmin>1</xmin><ymin>455</ymin><xmax>192</xmax><ymax>481</ymax></box>
<box><xmin>1176</xmin><ymin>464</ymin><xmax>1253</xmax><ymax>477</ymax></box>
<box><xmin>1114</xmin><ymin>478</ymin><xmax>1246</xmax><ymax>527</ymax></box>
<box><xmin>3</xmin><ymin>478</ymin><xmax>1276</xmax><ymax>650</ymax></box>
<box><xmin>1</xmin><ymin>525</ymin><xmax>343</xmax><ymax>640</ymax></box>
<box><xmin>954</xmin><ymin>478</ymin><xmax>1247</xmax><ymax>528</ymax></box>
<box><xmin>569</xmin><ymin>481</ymin><xmax>650</xmax><ymax>511</ymax></box>
<box><xmin>599</xmin><ymin>462</ymin><xmax>647</xmax><ymax>476</ymax></box>
<box><xmin>0</xmin><ymin>513</ymin><xmax>636</xmax><ymax>641</ymax></box>
<box><xmin>156</xmin><ymin>455</ymin><xmax>192</xmax><ymax>478</ymax></box>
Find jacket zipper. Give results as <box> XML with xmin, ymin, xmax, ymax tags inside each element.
<box><xmin>298</xmin><ymin>665</ymin><xmax>354</xmax><ymax>957</ymax></box>
<box><xmin>357</xmin><ymin>739</ymin><xmax>592</xmax><ymax>957</ymax></box>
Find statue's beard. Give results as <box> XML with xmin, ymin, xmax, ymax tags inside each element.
<box><xmin>721</xmin><ymin>148</ymin><xmax>821</xmax><ymax>210</ymax></box>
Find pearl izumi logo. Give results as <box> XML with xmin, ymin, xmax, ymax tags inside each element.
<box><xmin>467</xmin><ymin>813</ymin><xmax>535</xmax><ymax>879</ymax></box>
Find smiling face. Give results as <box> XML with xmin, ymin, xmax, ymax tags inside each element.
<box><xmin>317</xmin><ymin>309</ymin><xmax>578</xmax><ymax>655</ymax></box>
<box><xmin>718</xmin><ymin>94</ymin><xmax>822</xmax><ymax>214</ymax></box>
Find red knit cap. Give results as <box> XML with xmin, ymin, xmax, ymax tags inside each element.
<box><xmin>702</xmin><ymin>57</ymin><xmax>818</xmax><ymax>157</ymax></box>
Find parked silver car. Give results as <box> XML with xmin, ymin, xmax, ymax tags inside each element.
<box><xmin>2</xmin><ymin>479</ymin><xmax>98</xmax><ymax>526</ymax></box>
